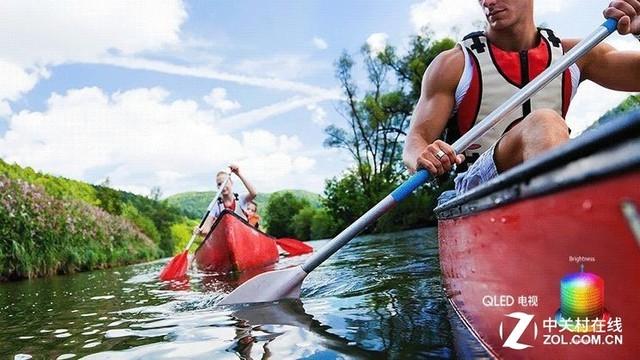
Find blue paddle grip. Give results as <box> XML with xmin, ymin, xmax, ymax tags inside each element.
<box><xmin>391</xmin><ymin>170</ymin><xmax>431</xmax><ymax>202</ymax></box>
<box><xmin>603</xmin><ymin>18</ymin><xmax>618</xmax><ymax>33</ymax></box>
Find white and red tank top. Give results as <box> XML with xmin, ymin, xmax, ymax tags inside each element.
<box><xmin>447</xmin><ymin>28</ymin><xmax>581</xmax><ymax>165</ymax></box>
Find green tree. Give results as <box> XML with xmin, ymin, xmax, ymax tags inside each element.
<box><xmin>95</xmin><ymin>184</ymin><xmax>123</xmax><ymax>215</ymax></box>
<box><xmin>323</xmin><ymin>34</ymin><xmax>455</xmax><ymax>232</ymax></box>
<box><xmin>310</xmin><ymin>208</ymin><xmax>338</xmax><ymax>239</ymax></box>
<box><xmin>292</xmin><ymin>205</ymin><xmax>316</xmax><ymax>241</ymax></box>
<box><xmin>263</xmin><ymin>192</ymin><xmax>310</xmax><ymax>238</ymax></box>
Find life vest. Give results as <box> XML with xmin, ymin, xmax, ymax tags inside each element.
<box><xmin>446</xmin><ymin>27</ymin><xmax>578</xmax><ymax>166</ymax></box>
<box><xmin>217</xmin><ymin>193</ymin><xmax>247</xmax><ymax>220</ymax></box>
<box><xmin>246</xmin><ymin>213</ymin><xmax>260</xmax><ymax>229</ymax></box>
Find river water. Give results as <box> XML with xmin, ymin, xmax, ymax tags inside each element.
<box><xmin>1</xmin><ymin>227</ymin><xmax>455</xmax><ymax>359</ymax></box>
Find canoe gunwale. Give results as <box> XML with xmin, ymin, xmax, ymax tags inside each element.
<box><xmin>435</xmin><ymin>110</ymin><xmax>640</xmax><ymax>219</ymax></box>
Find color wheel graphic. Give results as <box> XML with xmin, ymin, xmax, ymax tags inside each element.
<box><xmin>555</xmin><ymin>266</ymin><xmax>610</xmax><ymax>332</ymax></box>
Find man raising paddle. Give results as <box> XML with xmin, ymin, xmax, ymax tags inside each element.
<box><xmin>403</xmin><ymin>0</ymin><xmax>640</xmax><ymax>199</ymax></box>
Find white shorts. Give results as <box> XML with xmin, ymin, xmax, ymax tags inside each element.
<box><xmin>453</xmin><ymin>143</ymin><xmax>499</xmax><ymax>194</ymax></box>
<box><xmin>437</xmin><ymin>144</ymin><xmax>499</xmax><ymax>205</ymax></box>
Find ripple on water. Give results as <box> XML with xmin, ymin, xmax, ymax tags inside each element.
<box><xmin>1</xmin><ymin>227</ymin><xmax>452</xmax><ymax>359</ymax></box>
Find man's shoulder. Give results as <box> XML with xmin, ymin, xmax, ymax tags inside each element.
<box><xmin>426</xmin><ymin>46</ymin><xmax>466</xmax><ymax>87</ymax></box>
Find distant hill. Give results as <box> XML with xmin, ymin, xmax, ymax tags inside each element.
<box><xmin>166</xmin><ymin>189</ymin><xmax>321</xmax><ymax>219</ymax></box>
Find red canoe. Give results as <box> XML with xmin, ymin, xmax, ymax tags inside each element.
<box><xmin>194</xmin><ymin>210</ymin><xmax>279</xmax><ymax>273</ymax></box>
<box><xmin>435</xmin><ymin>111</ymin><xmax>640</xmax><ymax>359</ymax></box>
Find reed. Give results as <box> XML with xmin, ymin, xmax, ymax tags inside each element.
<box><xmin>0</xmin><ymin>175</ymin><xmax>160</xmax><ymax>281</ymax></box>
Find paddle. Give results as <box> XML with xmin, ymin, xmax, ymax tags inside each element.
<box><xmin>275</xmin><ymin>238</ymin><xmax>313</xmax><ymax>256</ymax></box>
<box><xmin>218</xmin><ymin>19</ymin><xmax>619</xmax><ymax>305</ymax></box>
<box><xmin>159</xmin><ymin>172</ymin><xmax>232</xmax><ymax>281</ymax></box>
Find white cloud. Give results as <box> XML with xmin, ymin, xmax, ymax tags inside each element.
<box><xmin>95</xmin><ymin>56</ymin><xmax>340</xmax><ymax>99</ymax></box>
<box><xmin>0</xmin><ymin>60</ymin><xmax>44</xmax><ymax>103</ymax></box>
<box><xmin>0</xmin><ymin>0</ymin><xmax>187</xmax><ymax>115</ymax></box>
<box><xmin>313</xmin><ymin>37</ymin><xmax>329</xmax><ymax>50</ymax></box>
<box><xmin>238</xmin><ymin>130</ymin><xmax>316</xmax><ymax>193</ymax></box>
<box><xmin>219</xmin><ymin>94</ymin><xmax>339</xmax><ymax>130</ymax></box>
<box><xmin>232</xmin><ymin>54</ymin><xmax>327</xmax><ymax>80</ymax></box>
<box><xmin>203</xmin><ymin>88</ymin><xmax>241</xmax><ymax>112</ymax></box>
<box><xmin>410</xmin><ymin>1</ymin><xmax>484</xmax><ymax>39</ymax></box>
<box><xmin>0</xmin><ymin>86</ymin><xmax>319</xmax><ymax>196</ymax></box>
<box><xmin>566</xmin><ymin>81</ymin><xmax>631</xmax><ymax>137</ymax></box>
<box><xmin>409</xmin><ymin>0</ymin><xmax>577</xmax><ymax>39</ymax></box>
<box><xmin>366</xmin><ymin>33</ymin><xmax>389</xmax><ymax>56</ymax></box>
<box><xmin>0</xmin><ymin>0</ymin><xmax>186</xmax><ymax>67</ymax></box>
<box><xmin>307</xmin><ymin>103</ymin><xmax>327</xmax><ymax>126</ymax></box>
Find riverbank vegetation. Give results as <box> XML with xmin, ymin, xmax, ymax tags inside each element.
<box><xmin>0</xmin><ymin>159</ymin><xmax>192</xmax><ymax>281</ymax></box>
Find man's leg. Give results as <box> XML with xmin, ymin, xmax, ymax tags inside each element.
<box><xmin>494</xmin><ymin>109</ymin><xmax>569</xmax><ymax>173</ymax></box>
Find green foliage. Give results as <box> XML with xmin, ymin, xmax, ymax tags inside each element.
<box><xmin>119</xmin><ymin>193</ymin><xmax>180</xmax><ymax>256</ymax></box>
<box><xmin>0</xmin><ymin>159</ymin><xmax>189</xmax><ymax>280</ymax></box>
<box><xmin>322</xmin><ymin>35</ymin><xmax>455</xmax><ymax>234</ymax></box>
<box><xmin>171</xmin><ymin>219</ymin><xmax>199</xmax><ymax>253</ymax></box>
<box><xmin>0</xmin><ymin>159</ymin><xmax>98</xmax><ymax>204</ymax></box>
<box><xmin>263</xmin><ymin>192</ymin><xmax>310</xmax><ymax>238</ymax></box>
<box><xmin>291</xmin><ymin>206</ymin><xmax>316</xmax><ymax>241</ymax></box>
<box><xmin>95</xmin><ymin>184</ymin><xmax>124</xmax><ymax>215</ymax></box>
<box><xmin>590</xmin><ymin>94</ymin><xmax>640</xmax><ymax>130</ymax></box>
<box><xmin>323</xmin><ymin>171</ymin><xmax>369</xmax><ymax>230</ymax></box>
<box><xmin>291</xmin><ymin>205</ymin><xmax>340</xmax><ymax>241</ymax></box>
<box><xmin>122</xmin><ymin>203</ymin><xmax>160</xmax><ymax>243</ymax></box>
<box><xmin>0</xmin><ymin>176</ymin><xmax>160</xmax><ymax>281</ymax></box>
<box><xmin>309</xmin><ymin>208</ymin><xmax>339</xmax><ymax>240</ymax></box>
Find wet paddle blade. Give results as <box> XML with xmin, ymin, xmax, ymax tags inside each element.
<box><xmin>275</xmin><ymin>238</ymin><xmax>313</xmax><ymax>256</ymax></box>
<box><xmin>159</xmin><ymin>250</ymin><xmax>189</xmax><ymax>281</ymax></box>
<box><xmin>218</xmin><ymin>265</ymin><xmax>307</xmax><ymax>305</ymax></box>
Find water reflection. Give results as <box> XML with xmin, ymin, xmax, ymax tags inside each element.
<box><xmin>230</xmin><ymin>300</ymin><xmax>382</xmax><ymax>359</ymax></box>
<box><xmin>1</xmin><ymin>227</ymin><xmax>453</xmax><ymax>359</ymax></box>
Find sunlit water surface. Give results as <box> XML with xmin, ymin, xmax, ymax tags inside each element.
<box><xmin>1</xmin><ymin>227</ymin><xmax>454</xmax><ymax>359</ymax></box>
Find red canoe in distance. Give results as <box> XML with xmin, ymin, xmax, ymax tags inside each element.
<box><xmin>194</xmin><ymin>210</ymin><xmax>280</xmax><ymax>273</ymax></box>
<box><xmin>436</xmin><ymin>112</ymin><xmax>640</xmax><ymax>359</ymax></box>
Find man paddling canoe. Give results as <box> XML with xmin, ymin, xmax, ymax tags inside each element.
<box><xmin>197</xmin><ymin>164</ymin><xmax>257</xmax><ymax>235</ymax></box>
<box><xmin>403</xmin><ymin>0</ymin><xmax>640</xmax><ymax>197</ymax></box>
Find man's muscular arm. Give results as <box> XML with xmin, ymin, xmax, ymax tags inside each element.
<box><xmin>566</xmin><ymin>38</ymin><xmax>640</xmax><ymax>91</ymax></box>
<box><xmin>403</xmin><ymin>47</ymin><xmax>466</xmax><ymax>175</ymax></box>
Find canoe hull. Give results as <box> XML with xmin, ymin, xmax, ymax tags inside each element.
<box><xmin>194</xmin><ymin>210</ymin><xmax>279</xmax><ymax>273</ymax></box>
<box><xmin>437</xmin><ymin>111</ymin><xmax>640</xmax><ymax>358</ymax></box>
<box><xmin>439</xmin><ymin>169</ymin><xmax>640</xmax><ymax>358</ymax></box>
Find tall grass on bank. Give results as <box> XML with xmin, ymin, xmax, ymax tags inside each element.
<box><xmin>0</xmin><ymin>175</ymin><xmax>160</xmax><ymax>281</ymax></box>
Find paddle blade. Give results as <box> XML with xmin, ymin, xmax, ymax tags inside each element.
<box><xmin>218</xmin><ymin>266</ymin><xmax>307</xmax><ymax>305</ymax></box>
<box><xmin>159</xmin><ymin>250</ymin><xmax>189</xmax><ymax>281</ymax></box>
<box><xmin>275</xmin><ymin>238</ymin><xmax>313</xmax><ymax>256</ymax></box>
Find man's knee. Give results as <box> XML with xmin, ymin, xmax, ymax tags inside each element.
<box><xmin>522</xmin><ymin>109</ymin><xmax>569</xmax><ymax>138</ymax></box>
<box><xmin>494</xmin><ymin>109</ymin><xmax>568</xmax><ymax>172</ymax></box>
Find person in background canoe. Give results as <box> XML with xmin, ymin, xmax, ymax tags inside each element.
<box><xmin>403</xmin><ymin>0</ymin><xmax>640</xmax><ymax>202</ymax></box>
<box><xmin>243</xmin><ymin>200</ymin><xmax>261</xmax><ymax>229</ymax></box>
<box><xmin>197</xmin><ymin>164</ymin><xmax>257</xmax><ymax>235</ymax></box>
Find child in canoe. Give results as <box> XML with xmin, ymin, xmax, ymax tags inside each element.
<box><xmin>197</xmin><ymin>164</ymin><xmax>257</xmax><ymax>235</ymax></box>
<box><xmin>243</xmin><ymin>200</ymin><xmax>261</xmax><ymax>229</ymax></box>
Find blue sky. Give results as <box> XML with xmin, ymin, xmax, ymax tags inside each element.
<box><xmin>0</xmin><ymin>0</ymin><xmax>637</xmax><ymax>196</ymax></box>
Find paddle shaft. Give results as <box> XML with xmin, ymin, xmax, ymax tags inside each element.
<box><xmin>183</xmin><ymin>173</ymin><xmax>231</xmax><ymax>251</ymax></box>
<box><xmin>301</xmin><ymin>19</ymin><xmax>618</xmax><ymax>274</ymax></box>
